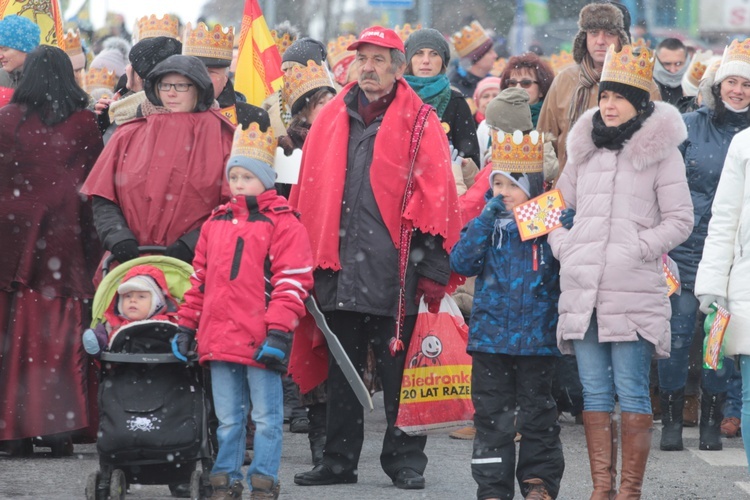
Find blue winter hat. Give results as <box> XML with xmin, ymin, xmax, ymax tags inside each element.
<box><xmin>0</xmin><ymin>16</ymin><xmax>41</xmax><ymax>54</ymax></box>
<box><xmin>226</xmin><ymin>156</ymin><xmax>277</xmax><ymax>190</ymax></box>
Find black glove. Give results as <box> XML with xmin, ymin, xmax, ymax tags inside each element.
<box><xmin>559</xmin><ymin>208</ymin><xmax>576</xmax><ymax>230</ymax></box>
<box><xmin>165</xmin><ymin>239</ymin><xmax>194</xmax><ymax>264</ymax></box>
<box><xmin>171</xmin><ymin>326</ymin><xmax>197</xmax><ymax>362</ymax></box>
<box><xmin>111</xmin><ymin>239</ymin><xmax>140</xmax><ymax>263</ymax></box>
<box><xmin>479</xmin><ymin>195</ymin><xmax>507</xmax><ymax>223</ymax></box>
<box><xmin>253</xmin><ymin>330</ymin><xmax>292</xmax><ymax>374</ymax></box>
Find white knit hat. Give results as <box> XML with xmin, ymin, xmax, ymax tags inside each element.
<box><xmin>117</xmin><ymin>275</ymin><xmax>166</xmax><ymax>319</ymax></box>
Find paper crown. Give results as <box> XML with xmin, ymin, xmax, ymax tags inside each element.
<box><xmin>133</xmin><ymin>14</ymin><xmax>180</xmax><ymax>43</ymax></box>
<box><xmin>271</xmin><ymin>29</ymin><xmax>296</xmax><ymax>57</ymax></box>
<box><xmin>451</xmin><ymin>21</ymin><xmax>491</xmax><ymax>59</ymax></box>
<box><xmin>395</xmin><ymin>23</ymin><xmax>421</xmax><ymax>42</ymax></box>
<box><xmin>231</xmin><ymin>122</ymin><xmax>277</xmax><ymax>166</ymax></box>
<box><xmin>632</xmin><ymin>37</ymin><xmax>651</xmax><ymax>50</ymax></box>
<box><xmin>684</xmin><ymin>50</ymin><xmax>714</xmax><ymax>88</ymax></box>
<box><xmin>327</xmin><ymin>34</ymin><xmax>356</xmax><ymax>67</ymax></box>
<box><xmin>85</xmin><ymin>67</ymin><xmax>117</xmax><ymax>92</ymax></box>
<box><xmin>491</xmin><ymin>130</ymin><xmax>544</xmax><ymax>174</ymax></box>
<box><xmin>62</xmin><ymin>29</ymin><xmax>82</xmax><ymax>56</ymax></box>
<box><xmin>182</xmin><ymin>22</ymin><xmax>234</xmax><ymax>64</ymax></box>
<box><xmin>283</xmin><ymin>59</ymin><xmax>335</xmax><ymax>112</ymax></box>
<box><xmin>600</xmin><ymin>44</ymin><xmax>655</xmax><ymax>93</ymax></box>
<box><xmin>720</xmin><ymin>37</ymin><xmax>750</xmax><ymax>69</ymax></box>
<box><xmin>549</xmin><ymin>50</ymin><xmax>575</xmax><ymax>75</ymax></box>
<box><xmin>489</xmin><ymin>57</ymin><xmax>507</xmax><ymax>77</ymax></box>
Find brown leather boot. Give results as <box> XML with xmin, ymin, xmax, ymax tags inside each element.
<box><xmin>615</xmin><ymin>412</ymin><xmax>653</xmax><ymax>500</ymax></box>
<box><xmin>582</xmin><ymin>411</ymin><xmax>618</xmax><ymax>500</ymax></box>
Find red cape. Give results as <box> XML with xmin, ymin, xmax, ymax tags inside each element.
<box><xmin>460</xmin><ymin>164</ymin><xmax>493</xmax><ymax>223</ymax></box>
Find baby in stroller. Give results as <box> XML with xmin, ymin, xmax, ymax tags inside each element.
<box><xmin>82</xmin><ymin>264</ymin><xmax>179</xmax><ymax>357</ymax></box>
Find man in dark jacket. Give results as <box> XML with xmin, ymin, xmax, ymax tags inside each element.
<box><xmin>654</xmin><ymin>38</ymin><xmax>689</xmax><ymax>106</ymax></box>
<box><xmin>290</xmin><ymin>26</ymin><xmax>463</xmax><ymax>490</ymax></box>
<box><xmin>447</xmin><ymin>20</ymin><xmax>497</xmax><ymax>100</ymax></box>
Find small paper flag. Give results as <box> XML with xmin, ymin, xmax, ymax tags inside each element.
<box><xmin>513</xmin><ymin>189</ymin><xmax>566</xmax><ymax>241</ymax></box>
<box><xmin>662</xmin><ymin>256</ymin><xmax>680</xmax><ymax>296</ymax></box>
<box><xmin>704</xmin><ymin>304</ymin><xmax>730</xmax><ymax>370</ymax></box>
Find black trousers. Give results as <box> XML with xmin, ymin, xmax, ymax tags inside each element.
<box><xmin>322</xmin><ymin>311</ymin><xmax>425</xmax><ymax>478</ymax></box>
<box><xmin>471</xmin><ymin>352</ymin><xmax>564</xmax><ymax>499</ymax></box>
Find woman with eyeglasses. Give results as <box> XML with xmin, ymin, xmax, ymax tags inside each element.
<box><xmin>82</xmin><ymin>54</ymin><xmax>235</xmax><ymax>271</ymax></box>
<box><xmin>499</xmin><ymin>53</ymin><xmax>555</xmax><ymax>128</ymax></box>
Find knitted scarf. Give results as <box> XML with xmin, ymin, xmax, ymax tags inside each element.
<box><xmin>591</xmin><ymin>102</ymin><xmax>655</xmax><ymax>150</ymax></box>
<box><xmin>530</xmin><ymin>100</ymin><xmax>543</xmax><ymax>128</ymax></box>
<box><xmin>404</xmin><ymin>74</ymin><xmax>452</xmax><ymax>118</ymax></box>
<box><xmin>568</xmin><ymin>55</ymin><xmax>600</xmax><ymax>127</ymax></box>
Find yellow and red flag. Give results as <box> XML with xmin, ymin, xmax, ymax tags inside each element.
<box><xmin>0</xmin><ymin>0</ymin><xmax>64</xmax><ymax>47</ymax></box>
<box><xmin>513</xmin><ymin>189</ymin><xmax>566</xmax><ymax>242</ymax></box>
<box><xmin>234</xmin><ymin>0</ymin><xmax>284</xmax><ymax>106</ymax></box>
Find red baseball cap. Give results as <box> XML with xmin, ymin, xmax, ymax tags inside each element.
<box><xmin>347</xmin><ymin>26</ymin><xmax>405</xmax><ymax>53</ymax></box>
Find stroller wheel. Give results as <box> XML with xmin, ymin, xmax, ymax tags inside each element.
<box><xmin>189</xmin><ymin>470</ymin><xmax>204</xmax><ymax>499</ymax></box>
<box><xmin>109</xmin><ymin>469</ymin><xmax>127</xmax><ymax>500</ymax></box>
<box><xmin>84</xmin><ymin>471</ymin><xmax>100</xmax><ymax>500</ymax></box>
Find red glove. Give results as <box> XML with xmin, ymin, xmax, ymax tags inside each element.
<box><xmin>415</xmin><ymin>276</ymin><xmax>446</xmax><ymax>313</ymax></box>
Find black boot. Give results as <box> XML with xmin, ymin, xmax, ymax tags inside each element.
<box><xmin>659</xmin><ymin>388</ymin><xmax>685</xmax><ymax>451</ymax></box>
<box><xmin>700</xmin><ymin>392</ymin><xmax>726</xmax><ymax>451</ymax></box>
<box><xmin>307</xmin><ymin>403</ymin><xmax>326</xmax><ymax>466</ymax></box>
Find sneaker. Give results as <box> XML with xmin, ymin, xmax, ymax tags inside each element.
<box><xmin>524</xmin><ymin>478</ymin><xmax>552</xmax><ymax>500</ymax></box>
<box><xmin>449</xmin><ymin>426</ymin><xmax>476</xmax><ymax>440</ymax></box>
<box><xmin>721</xmin><ymin>417</ymin><xmax>741</xmax><ymax>438</ymax></box>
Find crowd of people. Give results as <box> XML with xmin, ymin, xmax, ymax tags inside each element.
<box><xmin>2</xmin><ymin>1</ymin><xmax>750</xmax><ymax>499</ymax></box>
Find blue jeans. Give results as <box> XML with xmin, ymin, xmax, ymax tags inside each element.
<box><xmin>658</xmin><ymin>289</ymin><xmax>730</xmax><ymax>393</ymax></box>
<box><xmin>573</xmin><ymin>314</ymin><xmax>654</xmax><ymax>414</ymax></box>
<box><xmin>739</xmin><ymin>356</ymin><xmax>750</xmax><ymax>471</ymax></box>
<box><xmin>210</xmin><ymin>362</ymin><xmax>283</xmax><ymax>484</ymax></box>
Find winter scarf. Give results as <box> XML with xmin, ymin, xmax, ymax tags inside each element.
<box><xmin>591</xmin><ymin>101</ymin><xmax>655</xmax><ymax>150</ymax></box>
<box><xmin>404</xmin><ymin>74</ymin><xmax>452</xmax><ymax>118</ymax></box>
<box><xmin>530</xmin><ymin>100</ymin><xmax>543</xmax><ymax>127</ymax></box>
<box><xmin>568</xmin><ymin>55</ymin><xmax>600</xmax><ymax>127</ymax></box>
<box><xmin>654</xmin><ymin>57</ymin><xmax>688</xmax><ymax>89</ymax></box>
<box><xmin>357</xmin><ymin>83</ymin><xmax>397</xmax><ymax>126</ymax></box>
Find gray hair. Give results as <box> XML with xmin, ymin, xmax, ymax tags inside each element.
<box><xmin>390</xmin><ymin>49</ymin><xmax>406</xmax><ymax>73</ymax></box>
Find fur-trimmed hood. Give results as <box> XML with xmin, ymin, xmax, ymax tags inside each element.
<box><xmin>566</xmin><ymin>101</ymin><xmax>688</xmax><ymax>171</ymax></box>
<box><xmin>572</xmin><ymin>3</ymin><xmax>630</xmax><ymax>64</ymax></box>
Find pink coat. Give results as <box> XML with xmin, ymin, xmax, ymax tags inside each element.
<box><xmin>548</xmin><ymin>102</ymin><xmax>693</xmax><ymax>358</ymax></box>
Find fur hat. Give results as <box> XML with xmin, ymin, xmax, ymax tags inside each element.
<box><xmin>572</xmin><ymin>3</ymin><xmax>630</xmax><ymax>64</ymax></box>
<box><xmin>0</xmin><ymin>15</ymin><xmax>40</xmax><ymax>54</ymax></box>
<box><xmin>117</xmin><ymin>274</ymin><xmax>166</xmax><ymax>319</ymax></box>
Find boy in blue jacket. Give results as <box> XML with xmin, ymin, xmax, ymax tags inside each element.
<box><xmin>450</xmin><ymin>130</ymin><xmax>564</xmax><ymax>500</ymax></box>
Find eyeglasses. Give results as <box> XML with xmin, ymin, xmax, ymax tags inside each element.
<box><xmin>506</xmin><ymin>79</ymin><xmax>538</xmax><ymax>89</ymax></box>
<box><xmin>157</xmin><ymin>82</ymin><xmax>194</xmax><ymax>92</ymax></box>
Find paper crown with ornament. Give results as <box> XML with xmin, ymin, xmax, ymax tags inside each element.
<box><xmin>231</xmin><ymin>122</ymin><xmax>277</xmax><ymax>167</ymax></box>
<box><xmin>133</xmin><ymin>14</ymin><xmax>180</xmax><ymax>43</ymax></box>
<box><xmin>85</xmin><ymin>67</ymin><xmax>117</xmax><ymax>92</ymax></box>
<box><xmin>451</xmin><ymin>21</ymin><xmax>492</xmax><ymax>59</ymax></box>
<box><xmin>682</xmin><ymin>50</ymin><xmax>715</xmax><ymax>92</ymax></box>
<box><xmin>549</xmin><ymin>50</ymin><xmax>574</xmax><ymax>75</ymax></box>
<box><xmin>600</xmin><ymin>44</ymin><xmax>655</xmax><ymax>93</ymax></box>
<box><xmin>182</xmin><ymin>22</ymin><xmax>234</xmax><ymax>67</ymax></box>
<box><xmin>489</xmin><ymin>57</ymin><xmax>507</xmax><ymax>77</ymax></box>
<box><xmin>327</xmin><ymin>34</ymin><xmax>356</xmax><ymax>85</ymax></box>
<box><xmin>62</xmin><ymin>29</ymin><xmax>82</xmax><ymax>56</ymax></box>
<box><xmin>395</xmin><ymin>23</ymin><xmax>421</xmax><ymax>42</ymax></box>
<box><xmin>283</xmin><ymin>59</ymin><xmax>335</xmax><ymax>115</ymax></box>
<box><xmin>716</xmin><ymin>38</ymin><xmax>750</xmax><ymax>84</ymax></box>
<box><xmin>491</xmin><ymin>130</ymin><xmax>544</xmax><ymax>174</ymax></box>
<box><xmin>271</xmin><ymin>29</ymin><xmax>296</xmax><ymax>57</ymax></box>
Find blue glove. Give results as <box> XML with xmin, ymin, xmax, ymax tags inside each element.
<box><xmin>559</xmin><ymin>208</ymin><xmax>576</xmax><ymax>230</ymax></box>
<box><xmin>479</xmin><ymin>195</ymin><xmax>507</xmax><ymax>223</ymax></box>
<box><xmin>171</xmin><ymin>326</ymin><xmax>197</xmax><ymax>362</ymax></box>
<box><xmin>253</xmin><ymin>330</ymin><xmax>292</xmax><ymax>374</ymax></box>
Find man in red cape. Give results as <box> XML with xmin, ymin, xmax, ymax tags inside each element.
<box><xmin>289</xmin><ymin>26</ymin><xmax>462</xmax><ymax>490</ymax></box>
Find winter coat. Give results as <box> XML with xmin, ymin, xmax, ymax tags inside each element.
<box><xmin>450</xmin><ymin>195</ymin><xmax>560</xmax><ymax>356</ymax></box>
<box><xmin>547</xmin><ymin>102</ymin><xmax>694</xmax><ymax>358</ymax></box>
<box><xmin>538</xmin><ymin>64</ymin><xmax>662</xmax><ymax>177</ymax></box>
<box><xmin>443</xmin><ymin>89</ymin><xmax>480</xmax><ymax>168</ymax></box>
<box><xmin>669</xmin><ymin>106</ymin><xmax>750</xmax><ymax>290</ymax></box>
<box><xmin>448</xmin><ymin>67</ymin><xmax>483</xmax><ymax>100</ymax></box>
<box><xmin>178</xmin><ymin>190</ymin><xmax>314</xmax><ymax>367</ymax></box>
<box><xmin>695</xmin><ymin>127</ymin><xmax>750</xmax><ymax>356</ymax></box>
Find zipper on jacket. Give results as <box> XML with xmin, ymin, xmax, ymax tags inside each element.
<box><xmin>229</xmin><ymin>237</ymin><xmax>245</xmax><ymax>281</ymax></box>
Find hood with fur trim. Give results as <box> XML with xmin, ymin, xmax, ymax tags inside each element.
<box><xmin>566</xmin><ymin>101</ymin><xmax>688</xmax><ymax>171</ymax></box>
<box><xmin>572</xmin><ymin>3</ymin><xmax>630</xmax><ymax>64</ymax></box>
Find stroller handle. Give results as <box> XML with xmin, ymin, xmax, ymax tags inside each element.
<box><xmin>100</xmin><ymin>352</ymin><xmax>185</xmax><ymax>364</ymax></box>
<box><xmin>102</xmin><ymin>245</ymin><xmax>168</xmax><ymax>275</ymax></box>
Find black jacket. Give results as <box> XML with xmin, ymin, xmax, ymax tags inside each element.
<box><xmin>442</xmin><ymin>89</ymin><xmax>480</xmax><ymax>166</ymax></box>
<box><xmin>656</xmin><ymin>79</ymin><xmax>684</xmax><ymax>106</ymax></box>
<box><xmin>217</xmin><ymin>79</ymin><xmax>271</xmax><ymax>131</ymax></box>
<box><xmin>448</xmin><ymin>68</ymin><xmax>483</xmax><ymax>99</ymax></box>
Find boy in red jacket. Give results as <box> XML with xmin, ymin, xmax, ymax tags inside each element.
<box><xmin>172</xmin><ymin>123</ymin><xmax>314</xmax><ymax>499</ymax></box>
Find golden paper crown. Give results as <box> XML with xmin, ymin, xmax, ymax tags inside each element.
<box><xmin>632</xmin><ymin>37</ymin><xmax>651</xmax><ymax>50</ymax></box>
<box><xmin>182</xmin><ymin>22</ymin><xmax>234</xmax><ymax>63</ymax></box>
<box><xmin>489</xmin><ymin>57</ymin><xmax>507</xmax><ymax>77</ymax></box>
<box><xmin>271</xmin><ymin>29</ymin><xmax>296</xmax><ymax>57</ymax></box>
<box><xmin>451</xmin><ymin>21</ymin><xmax>491</xmax><ymax>59</ymax></box>
<box><xmin>721</xmin><ymin>38</ymin><xmax>750</xmax><ymax>68</ymax></box>
<box><xmin>231</xmin><ymin>122</ymin><xmax>277</xmax><ymax>166</ymax></box>
<box><xmin>62</xmin><ymin>29</ymin><xmax>82</xmax><ymax>56</ymax></box>
<box><xmin>550</xmin><ymin>50</ymin><xmax>574</xmax><ymax>75</ymax></box>
<box><xmin>85</xmin><ymin>67</ymin><xmax>117</xmax><ymax>92</ymax></box>
<box><xmin>133</xmin><ymin>14</ymin><xmax>179</xmax><ymax>43</ymax></box>
<box><xmin>327</xmin><ymin>34</ymin><xmax>356</xmax><ymax>68</ymax></box>
<box><xmin>600</xmin><ymin>44</ymin><xmax>655</xmax><ymax>92</ymax></box>
<box><xmin>395</xmin><ymin>23</ymin><xmax>421</xmax><ymax>42</ymax></box>
<box><xmin>685</xmin><ymin>50</ymin><xmax>714</xmax><ymax>87</ymax></box>
<box><xmin>491</xmin><ymin>130</ymin><xmax>544</xmax><ymax>174</ymax></box>
<box><xmin>283</xmin><ymin>60</ymin><xmax>335</xmax><ymax>112</ymax></box>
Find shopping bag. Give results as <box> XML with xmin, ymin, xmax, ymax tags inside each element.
<box><xmin>395</xmin><ymin>296</ymin><xmax>474</xmax><ymax>435</ymax></box>
<box><xmin>703</xmin><ymin>303</ymin><xmax>731</xmax><ymax>370</ymax></box>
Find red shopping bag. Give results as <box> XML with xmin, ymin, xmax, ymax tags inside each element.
<box><xmin>395</xmin><ymin>296</ymin><xmax>474</xmax><ymax>435</ymax></box>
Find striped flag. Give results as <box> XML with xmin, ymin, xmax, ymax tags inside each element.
<box><xmin>0</xmin><ymin>0</ymin><xmax>64</xmax><ymax>47</ymax></box>
<box><xmin>234</xmin><ymin>0</ymin><xmax>284</xmax><ymax>106</ymax></box>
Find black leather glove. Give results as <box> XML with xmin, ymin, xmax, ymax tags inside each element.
<box><xmin>165</xmin><ymin>239</ymin><xmax>194</xmax><ymax>264</ymax></box>
<box><xmin>111</xmin><ymin>239</ymin><xmax>140</xmax><ymax>263</ymax></box>
<box><xmin>253</xmin><ymin>330</ymin><xmax>292</xmax><ymax>374</ymax></box>
<box><xmin>171</xmin><ymin>326</ymin><xmax>197</xmax><ymax>362</ymax></box>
